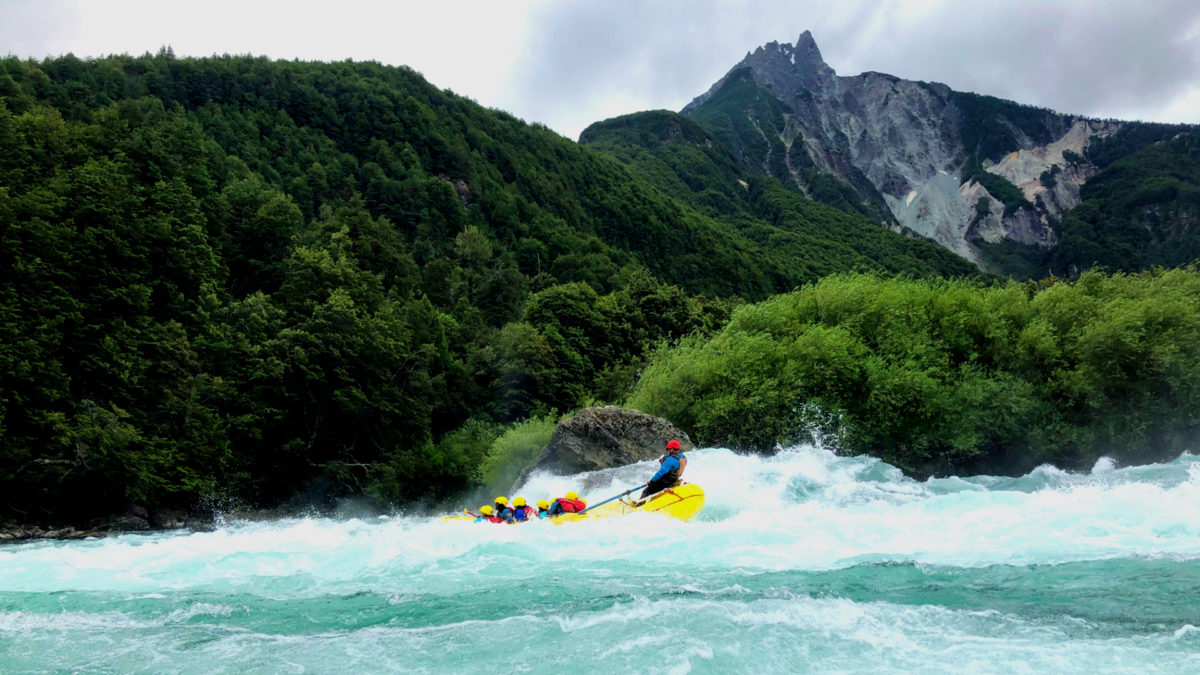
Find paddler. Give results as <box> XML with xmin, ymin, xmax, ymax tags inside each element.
<box><xmin>509</xmin><ymin>497</ymin><xmax>537</xmax><ymax>522</ymax></box>
<box><xmin>641</xmin><ymin>439</ymin><xmax>687</xmax><ymax>499</ymax></box>
<box><xmin>536</xmin><ymin>499</ymin><xmax>553</xmax><ymax>519</ymax></box>
<box><xmin>547</xmin><ymin>491</ymin><xmax>587</xmax><ymax>515</ymax></box>
<box><xmin>474</xmin><ymin>505</ymin><xmax>505</xmax><ymax>523</ymax></box>
<box><xmin>493</xmin><ymin>495</ymin><xmax>514</xmax><ymax>522</ymax></box>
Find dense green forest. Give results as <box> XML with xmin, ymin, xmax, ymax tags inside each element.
<box><xmin>0</xmin><ymin>52</ymin><xmax>977</xmax><ymax>524</ymax></box>
<box><xmin>1051</xmin><ymin>130</ymin><xmax>1200</xmax><ymax>273</ymax></box>
<box><xmin>628</xmin><ymin>269</ymin><xmax>1200</xmax><ymax>476</ymax></box>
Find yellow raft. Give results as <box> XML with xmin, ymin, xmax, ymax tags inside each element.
<box><xmin>445</xmin><ymin>484</ymin><xmax>705</xmax><ymax>524</ymax></box>
<box><xmin>552</xmin><ymin>483</ymin><xmax>705</xmax><ymax>524</ymax></box>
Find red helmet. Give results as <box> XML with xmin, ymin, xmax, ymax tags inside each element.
<box><xmin>666</xmin><ymin>439</ymin><xmax>682</xmax><ymax>450</ymax></box>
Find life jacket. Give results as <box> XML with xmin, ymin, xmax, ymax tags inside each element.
<box><xmin>478</xmin><ymin>515</ymin><xmax>505</xmax><ymax>523</ymax></box>
<box><xmin>555</xmin><ymin>497</ymin><xmax>586</xmax><ymax>513</ymax></box>
<box><xmin>512</xmin><ymin>506</ymin><xmax>535</xmax><ymax>522</ymax></box>
<box><xmin>658</xmin><ymin>453</ymin><xmax>685</xmax><ymax>484</ymax></box>
<box><xmin>497</xmin><ymin>507</ymin><xmax>515</xmax><ymax>522</ymax></box>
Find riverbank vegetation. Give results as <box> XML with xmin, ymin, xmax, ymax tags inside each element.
<box><xmin>628</xmin><ymin>269</ymin><xmax>1200</xmax><ymax>476</ymax></box>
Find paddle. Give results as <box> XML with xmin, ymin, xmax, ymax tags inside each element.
<box><xmin>463</xmin><ymin>509</ymin><xmax>481</xmax><ymax>518</ymax></box>
<box><xmin>577</xmin><ymin>486</ymin><xmax>641</xmax><ymax>514</ymax></box>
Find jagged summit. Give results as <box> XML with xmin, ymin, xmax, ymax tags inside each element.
<box><xmin>779</xmin><ymin>30</ymin><xmax>833</xmax><ymax>77</ymax></box>
<box><xmin>797</xmin><ymin>31</ymin><xmax>831</xmax><ymax>77</ymax></box>
<box><xmin>683</xmin><ymin>31</ymin><xmax>835</xmax><ymax>115</ymax></box>
<box><xmin>794</xmin><ymin>30</ymin><xmax>821</xmax><ymax>60</ymax></box>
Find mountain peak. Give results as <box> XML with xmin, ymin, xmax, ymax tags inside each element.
<box><xmin>681</xmin><ymin>31</ymin><xmax>835</xmax><ymax>115</ymax></box>
<box><xmin>793</xmin><ymin>30</ymin><xmax>825</xmax><ymax>69</ymax></box>
<box><xmin>746</xmin><ymin>31</ymin><xmax>836</xmax><ymax>87</ymax></box>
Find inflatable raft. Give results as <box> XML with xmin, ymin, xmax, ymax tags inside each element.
<box><xmin>552</xmin><ymin>484</ymin><xmax>705</xmax><ymax>523</ymax></box>
<box><xmin>447</xmin><ymin>484</ymin><xmax>705</xmax><ymax>524</ymax></box>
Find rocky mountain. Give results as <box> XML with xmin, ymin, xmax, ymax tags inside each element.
<box><xmin>577</xmin><ymin>109</ymin><xmax>978</xmax><ymax>283</ymax></box>
<box><xmin>678</xmin><ymin>31</ymin><xmax>1197</xmax><ymax>273</ymax></box>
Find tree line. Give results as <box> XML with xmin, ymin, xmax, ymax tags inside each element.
<box><xmin>0</xmin><ymin>52</ymin><xmax>983</xmax><ymax>524</ymax></box>
<box><xmin>628</xmin><ymin>269</ymin><xmax>1200</xmax><ymax>476</ymax></box>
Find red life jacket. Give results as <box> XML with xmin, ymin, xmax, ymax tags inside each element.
<box><xmin>555</xmin><ymin>497</ymin><xmax>586</xmax><ymax>513</ymax></box>
<box><xmin>484</xmin><ymin>515</ymin><xmax>505</xmax><ymax>523</ymax></box>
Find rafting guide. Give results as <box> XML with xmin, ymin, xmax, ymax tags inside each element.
<box><xmin>641</xmin><ymin>439</ymin><xmax>687</xmax><ymax>499</ymax></box>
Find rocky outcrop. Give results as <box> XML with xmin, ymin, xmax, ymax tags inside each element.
<box><xmin>986</xmin><ymin>119</ymin><xmax>1113</xmax><ymax>212</ymax></box>
<box><xmin>682</xmin><ymin>32</ymin><xmax>1126</xmax><ymax>267</ymax></box>
<box><xmin>0</xmin><ymin>523</ymin><xmax>109</xmax><ymax>541</ymax></box>
<box><xmin>516</xmin><ymin>407</ymin><xmax>692</xmax><ymax>485</ymax></box>
<box><xmin>0</xmin><ymin>505</ymin><xmax>209</xmax><ymax>543</ymax></box>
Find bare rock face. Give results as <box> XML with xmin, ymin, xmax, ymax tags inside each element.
<box><xmin>683</xmin><ymin>32</ymin><xmax>1128</xmax><ymax>268</ymax></box>
<box><xmin>518</xmin><ymin>407</ymin><xmax>693</xmax><ymax>482</ymax></box>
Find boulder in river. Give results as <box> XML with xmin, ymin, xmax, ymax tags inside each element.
<box><xmin>515</xmin><ymin>407</ymin><xmax>693</xmax><ymax>487</ymax></box>
<box><xmin>110</xmin><ymin>504</ymin><xmax>150</xmax><ymax>531</ymax></box>
<box><xmin>150</xmin><ymin>509</ymin><xmax>187</xmax><ymax>529</ymax></box>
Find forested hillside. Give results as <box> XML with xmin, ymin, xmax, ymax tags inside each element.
<box><xmin>966</xmin><ymin>126</ymin><xmax>1200</xmax><ymax>277</ymax></box>
<box><xmin>0</xmin><ymin>52</ymin><xmax>975</xmax><ymax>524</ymax></box>
<box><xmin>580</xmin><ymin>110</ymin><xmax>977</xmax><ymax>280</ymax></box>
<box><xmin>1051</xmin><ymin>127</ymin><xmax>1200</xmax><ymax>273</ymax></box>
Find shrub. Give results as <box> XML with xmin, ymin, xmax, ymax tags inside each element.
<box><xmin>477</xmin><ymin>415</ymin><xmax>558</xmax><ymax>493</ymax></box>
<box><xmin>627</xmin><ymin>270</ymin><xmax>1200</xmax><ymax>475</ymax></box>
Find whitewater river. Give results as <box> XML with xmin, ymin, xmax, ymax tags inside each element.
<box><xmin>2</xmin><ymin>447</ymin><xmax>1199</xmax><ymax>673</ymax></box>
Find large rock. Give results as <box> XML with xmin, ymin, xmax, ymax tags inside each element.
<box><xmin>518</xmin><ymin>407</ymin><xmax>693</xmax><ymax>485</ymax></box>
<box><xmin>150</xmin><ymin>509</ymin><xmax>187</xmax><ymax>529</ymax></box>
<box><xmin>109</xmin><ymin>515</ymin><xmax>149</xmax><ymax>531</ymax></box>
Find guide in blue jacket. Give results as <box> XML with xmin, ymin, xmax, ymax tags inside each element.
<box><xmin>641</xmin><ymin>439</ymin><xmax>687</xmax><ymax>499</ymax></box>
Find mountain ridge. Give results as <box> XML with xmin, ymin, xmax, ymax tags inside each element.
<box><xmin>671</xmin><ymin>32</ymin><xmax>1198</xmax><ymax>274</ymax></box>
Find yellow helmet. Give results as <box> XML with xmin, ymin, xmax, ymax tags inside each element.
<box><xmin>565</xmin><ymin>491</ymin><xmax>578</xmax><ymax>500</ymax></box>
<box><xmin>480</xmin><ymin>505</ymin><xmax>494</xmax><ymax>516</ymax></box>
<box><xmin>512</xmin><ymin>496</ymin><xmax>526</xmax><ymax>507</ymax></box>
<box><xmin>537</xmin><ymin>499</ymin><xmax>550</xmax><ymax>510</ymax></box>
<box><xmin>494</xmin><ymin>496</ymin><xmax>508</xmax><ymax>506</ymax></box>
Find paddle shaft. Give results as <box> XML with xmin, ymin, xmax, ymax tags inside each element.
<box><xmin>577</xmin><ymin>486</ymin><xmax>640</xmax><ymax>514</ymax></box>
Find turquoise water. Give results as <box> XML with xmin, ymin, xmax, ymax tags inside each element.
<box><xmin>2</xmin><ymin>447</ymin><xmax>1199</xmax><ymax>673</ymax></box>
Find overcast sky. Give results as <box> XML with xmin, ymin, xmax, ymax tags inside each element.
<box><xmin>3</xmin><ymin>0</ymin><xmax>1199</xmax><ymax>140</ymax></box>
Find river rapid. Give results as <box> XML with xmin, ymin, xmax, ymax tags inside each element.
<box><xmin>2</xmin><ymin>446</ymin><xmax>1199</xmax><ymax>673</ymax></box>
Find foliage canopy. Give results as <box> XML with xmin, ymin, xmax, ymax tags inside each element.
<box><xmin>0</xmin><ymin>52</ymin><xmax>977</xmax><ymax>522</ymax></box>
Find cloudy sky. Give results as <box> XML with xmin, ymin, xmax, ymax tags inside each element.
<box><xmin>3</xmin><ymin>0</ymin><xmax>1199</xmax><ymax>140</ymax></box>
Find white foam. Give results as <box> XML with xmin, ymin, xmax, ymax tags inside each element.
<box><xmin>2</xmin><ymin>447</ymin><xmax>1198</xmax><ymax>594</ymax></box>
